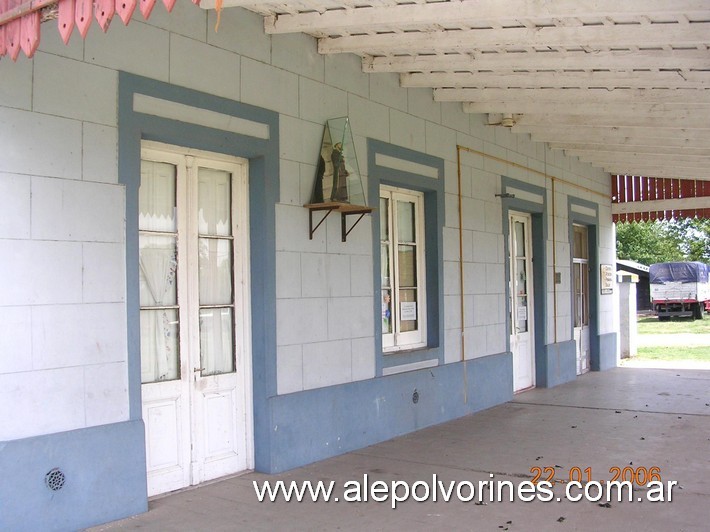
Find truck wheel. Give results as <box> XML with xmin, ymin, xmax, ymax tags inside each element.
<box><xmin>694</xmin><ymin>303</ymin><xmax>704</xmax><ymax>320</ymax></box>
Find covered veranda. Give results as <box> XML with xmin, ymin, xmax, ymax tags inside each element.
<box><xmin>92</xmin><ymin>366</ymin><xmax>709</xmax><ymax>531</ymax></box>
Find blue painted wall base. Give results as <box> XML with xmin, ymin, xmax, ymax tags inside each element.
<box><xmin>537</xmin><ymin>340</ymin><xmax>577</xmax><ymax>388</ymax></box>
<box><xmin>263</xmin><ymin>352</ymin><xmax>513</xmax><ymax>473</ymax></box>
<box><xmin>0</xmin><ymin>420</ymin><xmax>148</xmax><ymax>531</ymax></box>
<box><xmin>594</xmin><ymin>332</ymin><xmax>618</xmax><ymax>371</ymax></box>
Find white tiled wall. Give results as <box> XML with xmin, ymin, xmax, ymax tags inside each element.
<box><xmin>0</xmin><ymin>4</ymin><xmax>615</xmax><ymax>413</ymax></box>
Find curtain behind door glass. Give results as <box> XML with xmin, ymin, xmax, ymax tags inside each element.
<box><xmin>139</xmin><ymin>161</ymin><xmax>180</xmax><ymax>383</ymax></box>
<box><xmin>198</xmin><ymin>167</ymin><xmax>235</xmax><ymax>375</ymax></box>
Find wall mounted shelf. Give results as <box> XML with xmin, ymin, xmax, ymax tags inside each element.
<box><xmin>304</xmin><ymin>202</ymin><xmax>374</xmax><ymax>242</ymax></box>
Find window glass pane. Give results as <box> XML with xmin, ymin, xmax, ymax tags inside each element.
<box><xmin>382</xmin><ymin>289</ymin><xmax>392</xmax><ymax>334</ymax></box>
<box><xmin>379</xmin><ymin>197</ymin><xmax>389</xmax><ymax>242</ymax></box>
<box><xmin>399</xmin><ymin>289</ymin><xmax>418</xmax><ymax>332</ymax></box>
<box><xmin>381</xmin><ymin>243</ymin><xmax>391</xmax><ymax>288</ymax></box>
<box><xmin>140</xmin><ymin>309</ymin><xmax>179</xmax><ymax>383</ymax></box>
<box><xmin>200</xmin><ymin>307</ymin><xmax>235</xmax><ymax>375</ymax></box>
<box><xmin>198</xmin><ymin>167</ymin><xmax>232</xmax><ymax>237</ymax></box>
<box><xmin>199</xmin><ymin>238</ymin><xmax>233</xmax><ymax>306</ymax></box>
<box><xmin>397</xmin><ymin>200</ymin><xmax>415</xmax><ymax>243</ymax></box>
<box><xmin>398</xmin><ymin>244</ymin><xmax>417</xmax><ymax>287</ymax></box>
<box><xmin>139</xmin><ymin>235</ymin><xmax>177</xmax><ymax>307</ymax></box>
<box><xmin>140</xmin><ymin>161</ymin><xmax>176</xmax><ymax>232</ymax></box>
<box><xmin>514</xmin><ymin>221</ymin><xmax>525</xmax><ymax>257</ymax></box>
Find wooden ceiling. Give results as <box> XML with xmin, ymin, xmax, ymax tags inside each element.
<box><xmin>202</xmin><ymin>0</ymin><xmax>710</xmax><ymax>181</ymax></box>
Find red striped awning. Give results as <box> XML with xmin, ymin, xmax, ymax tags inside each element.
<box><xmin>0</xmin><ymin>0</ymin><xmax>200</xmax><ymax>60</ymax></box>
<box><xmin>612</xmin><ymin>175</ymin><xmax>710</xmax><ymax>223</ymax></box>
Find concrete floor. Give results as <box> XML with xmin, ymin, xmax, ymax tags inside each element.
<box><xmin>91</xmin><ymin>367</ymin><xmax>709</xmax><ymax>532</ymax></box>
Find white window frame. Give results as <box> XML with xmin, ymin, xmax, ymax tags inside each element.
<box><xmin>380</xmin><ymin>185</ymin><xmax>427</xmax><ymax>352</ymax></box>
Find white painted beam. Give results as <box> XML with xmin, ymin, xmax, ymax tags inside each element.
<box><xmin>516</xmin><ymin>125</ymin><xmax>710</xmax><ymax>143</ymax></box>
<box><xmin>402</xmin><ymin>71</ymin><xmax>710</xmax><ymax>90</ymax></box>
<box><xmin>262</xmin><ymin>0</ymin><xmax>710</xmax><ymax>34</ymax></box>
<box><xmin>364</xmin><ymin>50</ymin><xmax>710</xmax><ymax>74</ymax></box>
<box><xmin>612</xmin><ymin>196</ymin><xmax>710</xmax><ymax>215</ymax></box>
<box><xmin>576</xmin><ymin>153</ymin><xmax>710</xmax><ymax>166</ymax></box>
<box><xmin>513</xmin><ymin>113</ymin><xmax>710</xmax><ymax>130</ymax></box>
<box><xmin>319</xmin><ymin>22</ymin><xmax>710</xmax><ymax>55</ymax></box>
<box><xmin>552</xmin><ymin>144</ymin><xmax>710</xmax><ymax>157</ymax></box>
<box><xmin>602</xmin><ymin>166</ymin><xmax>710</xmax><ymax>179</ymax></box>
<box><xmin>464</xmin><ymin>101</ymin><xmax>709</xmax><ymax>116</ymax></box>
<box><xmin>435</xmin><ymin>88</ymin><xmax>710</xmax><ymax>105</ymax></box>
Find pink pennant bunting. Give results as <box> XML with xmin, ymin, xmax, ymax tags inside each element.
<box><xmin>115</xmin><ymin>0</ymin><xmax>137</xmax><ymax>25</ymax></box>
<box><xmin>58</xmin><ymin>0</ymin><xmax>76</xmax><ymax>44</ymax></box>
<box><xmin>75</xmin><ymin>0</ymin><xmax>92</xmax><ymax>38</ymax></box>
<box><xmin>139</xmin><ymin>0</ymin><xmax>156</xmax><ymax>19</ymax></box>
<box><xmin>20</xmin><ymin>11</ymin><xmax>40</xmax><ymax>57</ymax></box>
<box><xmin>6</xmin><ymin>0</ymin><xmax>21</xmax><ymax>61</ymax></box>
<box><xmin>95</xmin><ymin>0</ymin><xmax>115</xmax><ymax>31</ymax></box>
<box><xmin>162</xmin><ymin>0</ymin><xmax>176</xmax><ymax>12</ymax></box>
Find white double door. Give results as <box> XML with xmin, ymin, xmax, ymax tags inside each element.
<box><xmin>139</xmin><ymin>143</ymin><xmax>253</xmax><ymax>497</ymax></box>
<box><xmin>509</xmin><ymin>212</ymin><xmax>535</xmax><ymax>392</ymax></box>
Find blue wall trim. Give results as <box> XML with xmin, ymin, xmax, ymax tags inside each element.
<box><xmin>538</xmin><ymin>340</ymin><xmax>577</xmax><ymax>388</ymax></box>
<box><xmin>595</xmin><ymin>332</ymin><xmax>618</xmax><ymax>371</ymax></box>
<box><xmin>118</xmin><ymin>72</ymin><xmax>280</xmax><ymax>472</ymax></box>
<box><xmin>267</xmin><ymin>352</ymin><xmax>512</xmax><ymax>472</ymax></box>
<box><xmin>367</xmin><ymin>139</ymin><xmax>445</xmax><ymax>375</ymax></box>
<box><xmin>0</xmin><ymin>421</ymin><xmax>147</xmax><ymax>531</ymax></box>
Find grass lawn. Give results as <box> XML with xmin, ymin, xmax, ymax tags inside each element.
<box><xmin>637</xmin><ymin>315</ymin><xmax>710</xmax><ymax>335</ymax></box>
<box><xmin>636</xmin><ymin>346</ymin><xmax>710</xmax><ymax>361</ymax></box>
<box><xmin>636</xmin><ymin>314</ymin><xmax>710</xmax><ymax>362</ymax></box>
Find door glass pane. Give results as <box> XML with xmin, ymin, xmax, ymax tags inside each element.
<box><xmin>515</xmin><ymin>296</ymin><xmax>528</xmax><ymax>333</ymax></box>
<box><xmin>574</xmin><ymin>226</ymin><xmax>588</xmax><ymax>259</ymax></box>
<box><xmin>397</xmin><ymin>200</ymin><xmax>415</xmax><ymax>243</ymax></box>
<box><xmin>139</xmin><ymin>235</ymin><xmax>177</xmax><ymax>307</ymax></box>
<box><xmin>574</xmin><ymin>263</ymin><xmax>582</xmax><ymax>327</ymax></box>
<box><xmin>140</xmin><ymin>161</ymin><xmax>176</xmax><ymax>232</ymax></box>
<box><xmin>382</xmin><ymin>289</ymin><xmax>392</xmax><ymax>334</ymax></box>
<box><xmin>514</xmin><ymin>221</ymin><xmax>525</xmax><ymax>257</ymax></box>
<box><xmin>200</xmin><ymin>307</ymin><xmax>235</xmax><ymax>375</ymax></box>
<box><xmin>199</xmin><ymin>238</ymin><xmax>233</xmax><ymax>306</ymax></box>
<box><xmin>379</xmin><ymin>197</ymin><xmax>389</xmax><ymax>241</ymax></box>
<box><xmin>140</xmin><ymin>309</ymin><xmax>179</xmax><ymax>383</ymax></box>
<box><xmin>582</xmin><ymin>264</ymin><xmax>589</xmax><ymax>326</ymax></box>
<box><xmin>399</xmin><ymin>289</ymin><xmax>418</xmax><ymax>332</ymax></box>
<box><xmin>515</xmin><ymin>258</ymin><xmax>527</xmax><ymax>295</ymax></box>
<box><xmin>398</xmin><ymin>244</ymin><xmax>417</xmax><ymax>287</ymax></box>
<box><xmin>198</xmin><ymin>168</ymin><xmax>232</xmax><ymax>237</ymax></box>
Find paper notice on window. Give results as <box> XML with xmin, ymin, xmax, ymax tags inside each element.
<box><xmin>516</xmin><ymin>306</ymin><xmax>527</xmax><ymax>322</ymax></box>
<box><xmin>400</xmin><ymin>302</ymin><xmax>417</xmax><ymax>321</ymax></box>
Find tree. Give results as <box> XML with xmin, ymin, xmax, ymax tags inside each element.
<box><xmin>615</xmin><ymin>220</ymin><xmax>685</xmax><ymax>266</ymax></box>
<box><xmin>664</xmin><ymin>218</ymin><xmax>710</xmax><ymax>262</ymax></box>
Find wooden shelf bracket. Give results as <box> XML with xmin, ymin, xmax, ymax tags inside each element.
<box><xmin>304</xmin><ymin>202</ymin><xmax>374</xmax><ymax>242</ymax></box>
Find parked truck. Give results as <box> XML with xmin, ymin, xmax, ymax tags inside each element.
<box><xmin>649</xmin><ymin>261</ymin><xmax>710</xmax><ymax>320</ymax></box>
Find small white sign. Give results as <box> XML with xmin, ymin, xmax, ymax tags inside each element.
<box><xmin>400</xmin><ymin>302</ymin><xmax>417</xmax><ymax>321</ymax></box>
<box><xmin>516</xmin><ymin>306</ymin><xmax>528</xmax><ymax>322</ymax></box>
